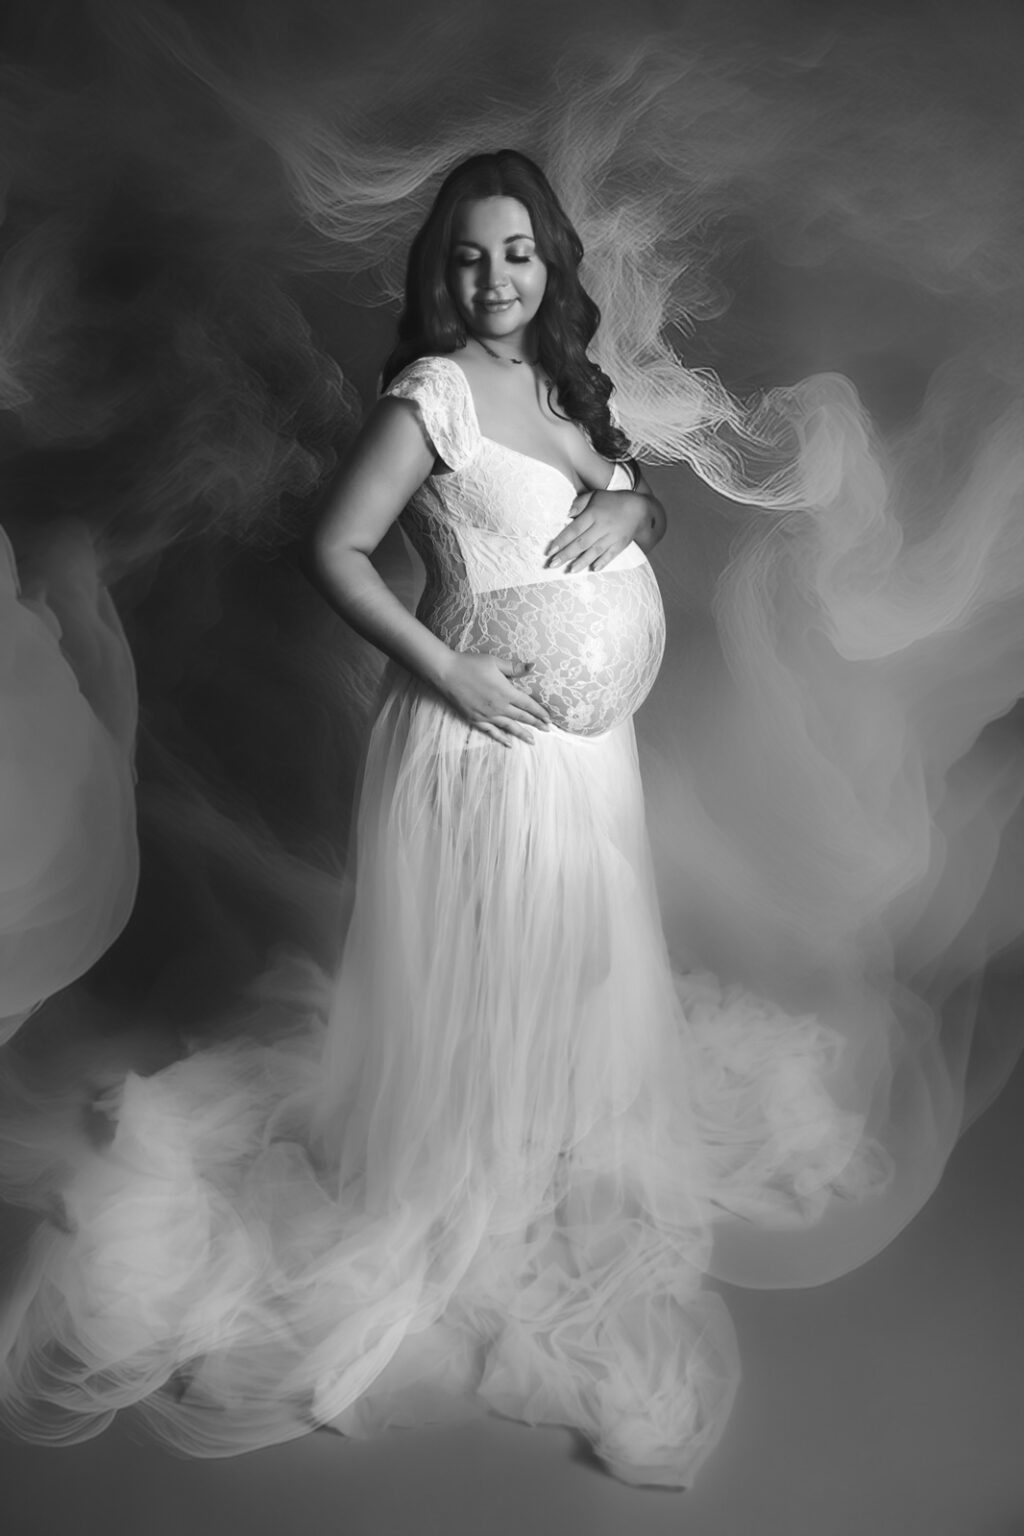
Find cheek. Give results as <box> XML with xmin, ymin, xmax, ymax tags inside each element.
<box><xmin>523</xmin><ymin>265</ymin><xmax>548</xmax><ymax>308</ymax></box>
<box><xmin>447</xmin><ymin>268</ymin><xmax>473</xmax><ymax>314</ymax></box>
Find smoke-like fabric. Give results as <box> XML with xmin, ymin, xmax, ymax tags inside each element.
<box><xmin>0</xmin><ymin>523</ymin><xmax>137</xmax><ymax>1041</ymax></box>
<box><xmin>0</xmin><ymin>0</ymin><xmax>1022</xmax><ymax>1488</ymax></box>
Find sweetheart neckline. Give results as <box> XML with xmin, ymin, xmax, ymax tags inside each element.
<box><xmin>478</xmin><ymin>434</ymin><xmax>619</xmax><ymax>496</ymax></box>
<box><xmin>433</xmin><ymin>354</ymin><xmax>620</xmax><ymax>495</ymax></box>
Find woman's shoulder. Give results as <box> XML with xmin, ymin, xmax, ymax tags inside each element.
<box><xmin>382</xmin><ymin>352</ymin><xmax>468</xmax><ymax>399</ymax></box>
<box><xmin>380</xmin><ymin>353</ymin><xmax>477</xmax><ymax>472</ymax></box>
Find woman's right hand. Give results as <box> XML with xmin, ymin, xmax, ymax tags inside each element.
<box><xmin>435</xmin><ymin>652</ymin><xmax>552</xmax><ymax>746</ymax></box>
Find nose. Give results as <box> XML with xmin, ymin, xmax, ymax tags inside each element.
<box><xmin>477</xmin><ymin>254</ymin><xmax>513</xmax><ymax>293</ymax></box>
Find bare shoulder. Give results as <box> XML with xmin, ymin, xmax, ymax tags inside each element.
<box><xmin>441</xmin><ymin>348</ymin><xmax>490</xmax><ymax>405</ymax></box>
<box><xmin>329</xmin><ymin>394</ymin><xmax>438</xmax><ymax>500</ymax></box>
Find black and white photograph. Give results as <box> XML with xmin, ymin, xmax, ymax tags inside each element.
<box><xmin>0</xmin><ymin>2</ymin><xmax>1022</xmax><ymax>1533</ymax></box>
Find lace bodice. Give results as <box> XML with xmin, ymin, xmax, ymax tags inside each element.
<box><xmin>384</xmin><ymin>355</ymin><xmax>666</xmax><ymax>735</ymax></box>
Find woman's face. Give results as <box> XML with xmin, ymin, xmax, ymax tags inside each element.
<box><xmin>448</xmin><ymin>196</ymin><xmax>548</xmax><ymax>349</ymax></box>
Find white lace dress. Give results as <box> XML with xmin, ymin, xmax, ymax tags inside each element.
<box><xmin>386</xmin><ymin>354</ymin><xmax>665</xmax><ymax>735</ymax></box>
<box><xmin>0</xmin><ymin>354</ymin><xmax>885</xmax><ymax>1487</ymax></box>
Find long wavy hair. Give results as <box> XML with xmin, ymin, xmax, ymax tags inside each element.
<box><xmin>380</xmin><ymin>150</ymin><xmax>630</xmax><ymax>461</ymax></box>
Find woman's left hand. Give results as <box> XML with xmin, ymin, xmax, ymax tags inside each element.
<box><xmin>544</xmin><ymin>489</ymin><xmax>651</xmax><ymax>574</ymax></box>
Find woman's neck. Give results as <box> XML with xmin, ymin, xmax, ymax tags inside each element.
<box><xmin>467</xmin><ymin>331</ymin><xmax>537</xmax><ymax>368</ymax></box>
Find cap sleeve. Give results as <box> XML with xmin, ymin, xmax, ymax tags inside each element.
<box><xmin>382</xmin><ymin>356</ymin><xmax>479</xmax><ymax>473</ymax></box>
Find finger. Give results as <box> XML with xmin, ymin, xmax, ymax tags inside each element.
<box><xmin>567</xmin><ymin>511</ymin><xmax>596</xmax><ymax>536</ymax></box>
<box><xmin>566</xmin><ymin>544</ymin><xmax>608</xmax><ymax>573</ymax></box>
<box><xmin>474</xmin><ymin>722</ymin><xmax>512</xmax><ymax>748</ymax></box>
<box><xmin>492</xmin><ymin>717</ymin><xmax>535</xmax><ymax>744</ymax></box>
<box><xmin>507</xmin><ymin>703</ymin><xmax>551</xmax><ymax>729</ymax></box>
<box><xmin>589</xmin><ymin>539</ymin><xmax>627</xmax><ymax>569</ymax></box>
<box><xmin>507</xmin><ymin>687</ymin><xmax>552</xmax><ymax>724</ymax></box>
<box><xmin>547</xmin><ymin>537</ymin><xmax>589</xmax><ymax>567</ymax></box>
<box><xmin>546</xmin><ymin>515</ymin><xmax>594</xmax><ymax>560</ymax></box>
<box><xmin>500</xmin><ymin>656</ymin><xmax>535</xmax><ymax>677</ymax></box>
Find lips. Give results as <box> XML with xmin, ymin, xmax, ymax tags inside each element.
<box><xmin>477</xmin><ymin>297</ymin><xmax>516</xmax><ymax>312</ymax></box>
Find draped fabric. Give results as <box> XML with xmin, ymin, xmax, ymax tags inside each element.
<box><xmin>0</xmin><ymin>365</ymin><xmax>887</xmax><ymax>1482</ymax></box>
<box><xmin>1</xmin><ymin>0</ymin><xmax>1023</xmax><ymax>1491</ymax></box>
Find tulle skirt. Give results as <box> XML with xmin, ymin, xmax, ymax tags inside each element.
<box><xmin>0</xmin><ymin>669</ymin><xmax>887</xmax><ymax>1486</ymax></box>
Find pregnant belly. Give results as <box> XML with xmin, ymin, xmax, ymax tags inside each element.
<box><xmin>454</xmin><ymin>564</ymin><xmax>666</xmax><ymax>736</ymax></box>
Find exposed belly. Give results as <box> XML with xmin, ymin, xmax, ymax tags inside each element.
<box><xmin>427</xmin><ymin>563</ymin><xmax>666</xmax><ymax>736</ymax></box>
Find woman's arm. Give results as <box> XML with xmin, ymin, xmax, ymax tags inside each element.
<box><xmin>625</xmin><ymin>465</ymin><xmax>667</xmax><ymax>556</ymax></box>
<box><xmin>304</xmin><ymin>398</ymin><xmax>552</xmax><ymax>745</ymax></box>
<box><xmin>304</xmin><ymin>398</ymin><xmax>454</xmax><ymax>692</ymax></box>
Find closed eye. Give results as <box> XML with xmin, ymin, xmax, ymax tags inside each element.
<box><xmin>453</xmin><ymin>254</ymin><xmax>532</xmax><ymax>267</ymax></box>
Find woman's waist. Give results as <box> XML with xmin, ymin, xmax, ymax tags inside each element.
<box><xmin>416</xmin><ymin>562</ymin><xmax>664</xmax><ymax>647</ymax></box>
<box><xmin>421</xmin><ymin>555</ymin><xmax>659</xmax><ymax>606</ymax></box>
<box><xmin>524</xmin><ymin>540</ymin><xmax>649</xmax><ymax>582</ymax></box>
<box><xmin>452</xmin><ymin>541</ymin><xmax>651</xmax><ymax>598</ymax></box>
<box><xmin>435</xmin><ymin>524</ymin><xmax>650</xmax><ymax>591</ymax></box>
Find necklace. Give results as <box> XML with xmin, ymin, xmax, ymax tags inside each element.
<box><xmin>476</xmin><ymin>336</ymin><xmax>531</xmax><ymax>367</ymax></box>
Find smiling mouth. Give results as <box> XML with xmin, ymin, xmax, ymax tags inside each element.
<box><xmin>477</xmin><ymin>297</ymin><xmax>517</xmax><ymax>311</ymax></box>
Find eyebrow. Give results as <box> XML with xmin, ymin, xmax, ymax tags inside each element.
<box><xmin>451</xmin><ymin>234</ymin><xmax>536</xmax><ymax>248</ymax></box>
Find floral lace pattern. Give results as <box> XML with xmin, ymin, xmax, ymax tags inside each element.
<box><xmin>385</xmin><ymin>356</ymin><xmax>666</xmax><ymax>735</ymax></box>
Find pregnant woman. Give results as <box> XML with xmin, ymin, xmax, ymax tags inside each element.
<box><xmin>0</xmin><ymin>149</ymin><xmax>879</xmax><ymax>1489</ymax></box>
<box><xmin>301</xmin><ymin>150</ymin><xmax>874</xmax><ymax>1483</ymax></box>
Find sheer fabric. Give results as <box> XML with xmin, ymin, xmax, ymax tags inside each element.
<box><xmin>387</xmin><ymin>357</ymin><xmax>666</xmax><ymax>736</ymax></box>
<box><xmin>0</xmin><ymin>524</ymin><xmax>138</xmax><ymax>1042</ymax></box>
<box><xmin>0</xmin><ymin>358</ymin><xmax>886</xmax><ymax>1486</ymax></box>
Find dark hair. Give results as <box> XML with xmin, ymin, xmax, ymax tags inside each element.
<box><xmin>380</xmin><ymin>150</ymin><xmax>630</xmax><ymax>461</ymax></box>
